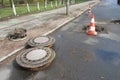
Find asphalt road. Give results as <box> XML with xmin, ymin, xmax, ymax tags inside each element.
<box><xmin>0</xmin><ymin>0</ymin><xmax>120</xmax><ymax>80</ymax></box>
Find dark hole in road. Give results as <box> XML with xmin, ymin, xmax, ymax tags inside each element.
<box><xmin>7</xmin><ymin>28</ymin><xmax>27</xmax><ymax>41</ymax></box>
<box><xmin>82</xmin><ymin>24</ymin><xmax>108</xmax><ymax>34</ymax></box>
<box><xmin>111</xmin><ymin>20</ymin><xmax>120</xmax><ymax>24</ymax></box>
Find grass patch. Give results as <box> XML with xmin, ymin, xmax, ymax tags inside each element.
<box><xmin>0</xmin><ymin>0</ymin><xmax>89</xmax><ymax>18</ymax></box>
<box><xmin>0</xmin><ymin>7</ymin><xmax>13</xmax><ymax>18</ymax></box>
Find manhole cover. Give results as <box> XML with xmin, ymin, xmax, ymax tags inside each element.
<box><xmin>26</xmin><ymin>49</ymin><xmax>47</xmax><ymax>61</ymax></box>
<box><xmin>26</xmin><ymin>36</ymin><xmax>55</xmax><ymax>48</ymax></box>
<box><xmin>16</xmin><ymin>47</ymin><xmax>56</xmax><ymax>70</ymax></box>
<box><xmin>111</xmin><ymin>20</ymin><xmax>120</xmax><ymax>24</ymax></box>
<box><xmin>34</xmin><ymin>37</ymin><xmax>49</xmax><ymax>44</ymax></box>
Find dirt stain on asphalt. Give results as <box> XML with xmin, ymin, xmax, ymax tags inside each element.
<box><xmin>69</xmin><ymin>47</ymin><xmax>96</xmax><ymax>62</ymax></box>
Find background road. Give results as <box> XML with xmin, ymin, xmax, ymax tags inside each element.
<box><xmin>0</xmin><ymin>0</ymin><xmax>120</xmax><ymax>80</ymax></box>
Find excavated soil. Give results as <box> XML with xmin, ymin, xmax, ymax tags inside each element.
<box><xmin>111</xmin><ymin>20</ymin><xmax>120</xmax><ymax>24</ymax></box>
<box><xmin>82</xmin><ymin>24</ymin><xmax>108</xmax><ymax>33</ymax></box>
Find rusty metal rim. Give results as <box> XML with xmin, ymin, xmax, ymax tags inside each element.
<box><xmin>16</xmin><ymin>47</ymin><xmax>56</xmax><ymax>69</ymax></box>
<box><xmin>16</xmin><ymin>50</ymin><xmax>55</xmax><ymax>69</ymax></box>
<box><xmin>20</xmin><ymin>50</ymin><xmax>55</xmax><ymax>68</ymax></box>
<box><xmin>27</xmin><ymin>36</ymin><xmax>55</xmax><ymax>47</ymax></box>
<box><xmin>29</xmin><ymin>36</ymin><xmax>55</xmax><ymax>46</ymax></box>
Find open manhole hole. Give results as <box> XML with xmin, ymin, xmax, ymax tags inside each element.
<box><xmin>82</xmin><ymin>24</ymin><xmax>108</xmax><ymax>34</ymax></box>
<box><xmin>26</xmin><ymin>36</ymin><xmax>55</xmax><ymax>48</ymax></box>
<box><xmin>7</xmin><ymin>28</ymin><xmax>27</xmax><ymax>41</ymax></box>
<box><xmin>16</xmin><ymin>47</ymin><xmax>56</xmax><ymax>70</ymax></box>
<box><xmin>111</xmin><ymin>20</ymin><xmax>120</xmax><ymax>24</ymax></box>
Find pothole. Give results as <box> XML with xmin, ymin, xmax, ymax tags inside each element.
<box><xmin>7</xmin><ymin>28</ymin><xmax>27</xmax><ymax>41</ymax></box>
<box><xmin>82</xmin><ymin>24</ymin><xmax>108</xmax><ymax>34</ymax></box>
<box><xmin>111</xmin><ymin>20</ymin><xmax>120</xmax><ymax>24</ymax></box>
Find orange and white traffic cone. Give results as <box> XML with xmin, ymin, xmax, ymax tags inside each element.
<box><xmin>88</xmin><ymin>5</ymin><xmax>92</xmax><ymax>14</ymax></box>
<box><xmin>87</xmin><ymin>14</ymin><xmax>97</xmax><ymax>36</ymax></box>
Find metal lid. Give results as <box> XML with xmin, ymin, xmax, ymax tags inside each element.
<box><xmin>16</xmin><ymin>47</ymin><xmax>55</xmax><ymax>70</ymax></box>
<box><xmin>27</xmin><ymin>36</ymin><xmax>55</xmax><ymax>48</ymax></box>
<box><xmin>34</xmin><ymin>36</ymin><xmax>49</xmax><ymax>44</ymax></box>
<box><xmin>26</xmin><ymin>49</ymin><xmax>47</xmax><ymax>61</ymax></box>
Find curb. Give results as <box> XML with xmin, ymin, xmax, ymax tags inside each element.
<box><xmin>0</xmin><ymin>1</ymin><xmax>99</xmax><ymax>63</ymax></box>
<box><xmin>0</xmin><ymin>47</ymin><xmax>24</xmax><ymax>62</ymax></box>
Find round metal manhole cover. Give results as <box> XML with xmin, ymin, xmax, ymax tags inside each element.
<box><xmin>27</xmin><ymin>36</ymin><xmax>55</xmax><ymax>48</ymax></box>
<box><xmin>16</xmin><ymin>47</ymin><xmax>56</xmax><ymax>70</ymax></box>
<box><xmin>26</xmin><ymin>49</ymin><xmax>47</xmax><ymax>61</ymax></box>
<box><xmin>34</xmin><ymin>36</ymin><xmax>49</xmax><ymax>44</ymax></box>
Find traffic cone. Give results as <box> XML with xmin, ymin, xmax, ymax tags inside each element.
<box><xmin>88</xmin><ymin>5</ymin><xmax>92</xmax><ymax>14</ymax></box>
<box><xmin>87</xmin><ymin>14</ymin><xmax>97</xmax><ymax>35</ymax></box>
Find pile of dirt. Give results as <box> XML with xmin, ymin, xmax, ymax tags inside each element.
<box><xmin>7</xmin><ymin>28</ymin><xmax>27</xmax><ymax>41</ymax></box>
<box><xmin>111</xmin><ymin>20</ymin><xmax>120</xmax><ymax>24</ymax></box>
<box><xmin>82</xmin><ymin>24</ymin><xmax>108</xmax><ymax>33</ymax></box>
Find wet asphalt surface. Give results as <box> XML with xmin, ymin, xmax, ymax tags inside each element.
<box><xmin>1</xmin><ymin>0</ymin><xmax>120</xmax><ymax>80</ymax></box>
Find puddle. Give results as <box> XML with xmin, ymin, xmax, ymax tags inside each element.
<box><xmin>0</xmin><ymin>65</ymin><xmax>12</xmax><ymax>80</ymax></box>
<box><xmin>96</xmin><ymin>49</ymin><xmax>120</xmax><ymax>66</ymax></box>
<box><xmin>0</xmin><ymin>68</ymin><xmax>11</xmax><ymax>80</ymax></box>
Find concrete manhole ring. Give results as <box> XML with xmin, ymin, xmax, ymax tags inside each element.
<box><xmin>9</xmin><ymin>36</ymin><xmax>27</xmax><ymax>41</ymax></box>
<box><xmin>16</xmin><ymin>47</ymin><xmax>56</xmax><ymax>70</ymax></box>
<box><xmin>27</xmin><ymin>36</ymin><xmax>55</xmax><ymax>48</ymax></box>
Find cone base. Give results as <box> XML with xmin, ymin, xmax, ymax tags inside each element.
<box><xmin>87</xmin><ymin>31</ymin><xmax>97</xmax><ymax>36</ymax></box>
